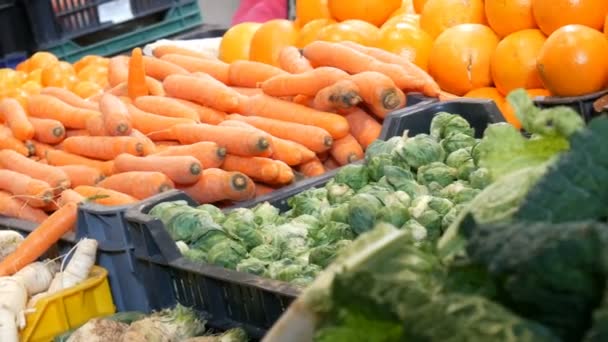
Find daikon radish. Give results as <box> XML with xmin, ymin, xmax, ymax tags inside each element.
<box><xmin>47</xmin><ymin>238</ymin><xmax>98</xmax><ymax>294</ymax></box>
<box><xmin>0</xmin><ymin>276</ymin><xmax>27</xmax><ymax>332</ymax></box>
<box><xmin>0</xmin><ymin>231</ymin><xmax>24</xmax><ymax>262</ymax></box>
<box><xmin>12</xmin><ymin>260</ymin><xmax>57</xmax><ymax>296</ymax></box>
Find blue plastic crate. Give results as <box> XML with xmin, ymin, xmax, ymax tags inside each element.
<box><xmin>0</xmin><ymin>52</ymin><xmax>27</xmax><ymax>68</ymax></box>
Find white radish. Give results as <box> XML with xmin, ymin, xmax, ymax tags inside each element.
<box><xmin>13</xmin><ymin>261</ymin><xmax>58</xmax><ymax>296</ymax></box>
<box><xmin>26</xmin><ymin>292</ymin><xmax>49</xmax><ymax>309</ymax></box>
<box><xmin>0</xmin><ymin>307</ymin><xmax>18</xmax><ymax>342</ymax></box>
<box><xmin>0</xmin><ymin>277</ymin><xmax>27</xmax><ymax>329</ymax></box>
<box><xmin>176</xmin><ymin>241</ymin><xmax>189</xmax><ymax>254</ymax></box>
<box><xmin>48</xmin><ymin>238</ymin><xmax>98</xmax><ymax>294</ymax></box>
<box><xmin>0</xmin><ymin>231</ymin><xmax>24</xmax><ymax>262</ymax></box>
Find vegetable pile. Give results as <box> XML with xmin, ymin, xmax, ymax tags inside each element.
<box><xmin>149</xmin><ymin>111</ymin><xmax>490</xmax><ymax>286</ymax></box>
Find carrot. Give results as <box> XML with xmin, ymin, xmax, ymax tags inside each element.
<box><xmin>145</xmin><ymin>76</ymin><xmax>166</xmax><ymax>96</ymax></box>
<box><xmin>29</xmin><ymin>141</ymin><xmax>54</xmax><ymax>159</ymax></box>
<box><xmin>107</xmin><ymin>82</ymin><xmax>128</xmax><ymax>96</ymax></box>
<box><xmin>85</xmin><ymin>115</ymin><xmax>108</xmax><ymax>136</ymax></box>
<box><xmin>143</xmin><ymin>56</ymin><xmax>188</xmax><ymax>80</ymax></box>
<box><xmin>108</xmin><ymin>56</ymin><xmax>130</xmax><ymax>87</ymax></box>
<box><xmin>163</xmin><ymin>73</ymin><xmax>243</xmax><ymax>112</ymax></box>
<box><xmin>128</xmin><ymin>48</ymin><xmax>149</xmax><ymax>99</ymax></box>
<box><xmin>350</xmin><ymin>71</ymin><xmax>406</xmax><ymax>118</ymax></box>
<box><xmin>154</xmin><ymin>140</ymin><xmax>180</xmax><ymax>148</ymax></box>
<box><xmin>298</xmin><ymin>157</ymin><xmax>325</xmax><ymax>177</ymax></box>
<box><xmin>278</xmin><ymin>46</ymin><xmax>314</xmax><ymax>74</ymax></box>
<box><xmin>266</xmin><ymin>160</ymin><xmax>295</xmax><ymax>185</ymax></box>
<box><xmin>303</xmin><ymin>41</ymin><xmax>426</xmax><ymax>93</ymax></box>
<box><xmin>312</xmin><ymin>79</ymin><xmax>362</xmax><ymax>113</ymax></box>
<box><xmin>170</xmin><ymin>123</ymin><xmax>272</xmax><ymax>157</ymax></box>
<box><xmin>134</xmin><ymin>96</ymin><xmax>200</xmax><ymax>122</ymax></box>
<box><xmin>323</xmin><ymin>157</ymin><xmax>340</xmax><ymax>171</ymax></box>
<box><xmin>0</xmin><ymin>190</ymin><xmax>49</xmax><ymax>224</ymax></box>
<box><xmin>339</xmin><ymin>41</ymin><xmax>441</xmax><ymax>97</ymax></box>
<box><xmin>222</xmin><ymin>155</ymin><xmax>281</xmax><ymax>183</ymax></box>
<box><xmin>0</xmin><ymin>99</ymin><xmax>34</xmax><ymax>141</ymax></box>
<box><xmin>114</xmin><ymin>154</ymin><xmax>202</xmax><ymax>185</ymax></box>
<box><xmin>0</xmin><ymin>201</ymin><xmax>76</xmax><ymax>276</ymax></box>
<box><xmin>0</xmin><ymin>169</ymin><xmax>53</xmax><ymax>207</ymax></box>
<box><xmin>154</xmin><ymin>142</ymin><xmax>226</xmax><ymax>169</ymax></box>
<box><xmin>161</xmin><ymin>54</ymin><xmax>230</xmax><ymax>84</ymax></box>
<box><xmin>152</xmin><ymin>45</ymin><xmax>215</xmax><ymax>59</ymax></box>
<box><xmin>65</xmin><ymin>129</ymin><xmax>90</xmax><ymax>137</ymax></box>
<box><xmin>62</xmin><ymin>136</ymin><xmax>145</xmax><ymax>160</ymax></box>
<box><xmin>40</xmin><ymin>87</ymin><xmax>99</xmax><ymax>111</ymax></box>
<box><xmin>100</xmin><ymin>93</ymin><xmax>132</xmax><ymax>136</ymax></box>
<box><xmin>130</xmin><ymin>129</ymin><xmax>156</xmax><ymax>155</ymax></box>
<box><xmin>58</xmin><ymin>165</ymin><xmax>105</xmax><ymax>187</ymax></box>
<box><xmin>292</xmin><ymin>94</ymin><xmax>314</xmax><ymax>106</ymax></box>
<box><xmin>0</xmin><ymin>149</ymin><xmax>70</xmax><ymax>191</ymax></box>
<box><xmin>27</xmin><ymin>94</ymin><xmax>99</xmax><ymax>129</ymax></box>
<box><xmin>29</xmin><ymin>117</ymin><xmax>66</xmax><ymax>144</ymax></box>
<box><xmin>172</xmin><ymin>99</ymin><xmax>226</xmax><ymax>124</ymax></box>
<box><xmin>73</xmin><ymin>186</ymin><xmax>138</xmax><ymax>206</ymax></box>
<box><xmin>45</xmin><ymin>149</ymin><xmax>115</xmax><ymax>176</ymax></box>
<box><xmin>178</xmin><ymin>168</ymin><xmax>255</xmax><ymax>203</ymax></box>
<box><xmin>344</xmin><ymin>108</ymin><xmax>382</xmax><ymax>149</ymax></box>
<box><xmin>439</xmin><ymin>90</ymin><xmax>460</xmax><ymax>101</ymax></box>
<box><xmin>0</xmin><ymin>126</ymin><xmax>31</xmax><ymax>156</ymax></box>
<box><xmin>228</xmin><ymin>60</ymin><xmax>287</xmax><ymax>88</ymax></box>
<box><xmin>254</xmin><ymin>183</ymin><xmax>275</xmax><ymax>197</ymax></box>
<box><xmin>330</xmin><ymin>134</ymin><xmax>364</xmax><ymax>165</ymax></box>
<box><xmin>259</xmin><ymin>66</ymin><xmax>348</xmax><ymax>97</ymax></box>
<box><xmin>230</xmin><ymin>87</ymin><xmax>264</xmax><ymax>97</ymax></box>
<box><xmin>227</xmin><ymin>113</ymin><xmax>334</xmax><ymax>153</ymax></box>
<box><xmin>57</xmin><ymin>189</ymin><xmax>85</xmax><ymax>207</ymax></box>
<box><xmin>126</xmin><ymin>103</ymin><xmax>195</xmax><ymax>137</ymax></box>
<box><xmin>96</xmin><ymin>171</ymin><xmax>174</xmax><ymax>199</ymax></box>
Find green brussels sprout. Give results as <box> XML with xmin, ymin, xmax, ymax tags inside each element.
<box><xmin>301</xmin><ymin>263</ymin><xmax>323</xmax><ymax>278</ymax></box>
<box><xmin>326</xmin><ymin>181</ymin><xmax>355</xmax><ymax>205</ymax></box>
<box><xmin>457</xmin><ymin>159</ymin><xmax>477</xmax><ymax>180</ymax></box>
<box><xmin>376</xmin><ymin>203</ymin><xmax>410</xmax><ymax>228</ymax></box>
<box><xmin>167</xmin><ymin>208</ymin><xmax>223</xmax><ymax>244</ymax></box>
<box><xmin>439</xmin><ymin>181</ymin><xmax>469</xmax><ymax>199</ymax></box>
<box><xmin>357</xmin><ymin>184</ymin><xmax>393</xmax><ymax>202</ymax></box>
<box><xmin>347</xmin><ymin>193</ymin><xmax>383</xmax><ymax>235</ymax></box>
<box><xmin>334</xmin><ymin>164</ymin><xmax>370</xmax><ymax>190</ymax></box>
<box><xmin>453</xmin><ymin>187</ymin><xmax>481</xmax><ymax>204</ymax></box>
<box><xmin>312</xmin><ymin>221</ymin><xmax>354</xmax><ymax>246</ymax></box>
<box><xmin>440</xmin><ymin>132</ymin><xmax>477</xmax><ymax>154</ymax></box>
<box><xmin>149</xmin><ymin>200</ymin><xmax>189</xmax><ymax>222</ymax></box>
<box><xmin>288</xmin><ymin>188</ymin><xmax>330</xmax><ymax>217</ymax></box>
<box><xmin>389</xmin><ymin>178</ymin><xmax>429</xmax><ymax>199</ymax></box>
<box><xmin>196</xmin><ymin>204</ymin><xmax>225</xmax><ymax>223</ymax></box>
<box><xmin>417</xmin><ymin>162</ymin><xmax>457</xmax><ymax>188</ymax></box>
<box><xmin>383</xmin><ymin>190</ymin><xmax>411</xmax><ymax>208</ymax></box>
<box><xmin>252</xmin><ymin>202</ymin><xmax>281</xmax><ymax>226</ymax></box>
<box><xmin>396</xmin><ymin>134</ymin><xmax>446</xmax><ymax>169</ymax></box>
<box><xmin>366</xmin><ymin>153</ymin><xmax>394</xmax><ymax>181</ymax></box>
<box><xmin>384</xmin><ymin>165</ymin><xmax>415</xmax><ymax>187</ymax></box>
<box><xmin>191</xmin><ymin>228</ymin><xmax>232</xmax><ymax>253</ymax></box>
<box><xmin>428</xmin><ymin>196</ymin><xmax>454</xmax><ymax>215</ymax></box>
<box><xmin>281</xmin><ymin>245</ymin><xmax>310</xmax><ymax>264</ymax></box>
<box><xmin>328</xmin><ymin>203</ymin><xmax>350</xmax><ymax>223</ymax></box>
<box><xmin>291</xmin><ymin>277</ymin><xmax>315</xmax><ymax>287</ymax></box>
<box><xmin>441</xmin><ymin>204</ymin><xmax>466</xmax><ymax>231</ymax></box>
<box><xmin>415</xmin><ymin>210</ymin><xmax>442</xmax><ymax>239</ymax></box>
<box><xmin>408</xmin><ymin>195</ymin><xmax>447</xmax><ymax>237</ymax></box>
<box><xmin>365</xmin><ymin>135</ymin><xmax>404</xmax><ymax>160</ymax></box>
<box><xmin>249</xmin><ymin>244</ymin><xmax>281</xmax><ymax>262</ymax></box>
<box><xmin>236</xmin><ymin>257</ymin><xmax>267</xmax><ymax>276</ymax></box>
<box><xmin>221</xmin><ymin>208</ymin><xmax>264</xmax><ymax>250</ymax></box>
<box><xmin>469</xmin><ymin>167</ymin><xmax>492</xmax><ymax>189</ymax></box>
<box><xmin>430</xmin><ymin>112</ymin><xmax>474</xmax><ymax>139</ymax></box>
<box><xmin>446</xmin><ymin>148</ymin><xmax>473</xmax><ymax>169</ymax></box>
<box><xmin>183</xmin><ymin>249</ymin><xmax>207</xmax><ymax>264</ymax></box>
<box><xmin>308</xmin><ymin>239</ymin><xmax>352</xmax><ymax>268</ymax></box>
<box><xmin>207</xmin><ymin>239</ymin><xmax>247</xmax><ymax>269</ymax></box>
<box><xmin>265</xmin><ymin>259</ymin><xmax>306</xmax><ymax>282</ymax></box>
<box><xmin>401</xmin><ymin>219</ymin><xmax>428</xmax><ymax>241</ymax></box>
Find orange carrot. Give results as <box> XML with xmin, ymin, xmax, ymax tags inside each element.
<box><xmin>27</xmin><ymin>94</ymin><xmax>99</xmax><ymax>129</ymax></box>
<box><xmin>323</xmin><ymin>157</ymin><xmax>340</xmax><ymax>171</ymax></box>
<box><xmin>298</xmin><ymin>157</ymin><xmax>325</xmax><ymax>177</ymax></box>
<box><xmin>254</xmin><ymin>183</ymin><xmax>275</xmax><ymax>197</ymax></box>
<box><xmin>143</xmin><ymin>56</ymin><xmax>188</xmax><ymax>80</ymax></box>
<box><xmin>108</xmin><ymin>55</ymin><xmax>130</xmax><ymax>87</ymax></box>
<box><xmin>152</xmin><ymin>45</ymin><xmax>215</xmax><ymax>59</ymax></box>
<box><xmin>145</xmin><ymin>76</ymin><xmax>166</xmax><ymax>96</ymax></box>
<box><xmin>227</xmin><ymin>113</ymin><xmax>334</xmax><ymax>153</ymax></box>
<box><xmin>130</xmin><ymin>129</ymin><xmax>156</xmax><ymax>155</ymax></box>
<box><xmin>339</xmin><ymin>41</ymin><xmax>441</xmax><ymax>97</ymax></box>
<box><xmin>266</xmin><ymin>160</ymin><xmax>295</xmax><ymax>185</ymax></box>
<box><xmin>0</xmin><ymin>169</ymin><xmax>53</xmax><ymax>207</ymax></box>
<box><xmin>62</xmin><ymin>136</ymin><xmax>145</xmax><ymax>160</ymax></box>
<box><xmin>172</xmin><ymin>99</ymin><xmax>226</xmax><ymax>124</ymax></box>
<box><xmin>344</xmin><ymin>108</ymin><xmax>382</xmax><ymax>149</ymax></box>
<box><xmin>0</xmin><ymin>202</ymin><xmax>76</xmax><ymax>276</ymax></box>
<box><xmin>170</xmin><ymin>123</ymin><xmax>272</xmax><ymax>157</ymax></box>
<box><xmin>178</xmin><ymin>168</ymin><xmax>255</xmax><ymax>203</ymax></box>
<box><xmin>0</xmin><ymin>149</ymin><xmax>70</xmax><ymax>190</ymax></box>
<box><xmin>228</xmin><ymin>60</ymin><xmax>287</xmax><ymax>88</ymax></box>
<box><xmin>45</xmin><ymin>149</ymin><xmax>115</xmax><ymax>176</ymax></box>
<box><xmin>100</xmin><ymin>93</ymin><xmax>132</xmax><ymax>136</ymax></box>
<box><xmin>439</xmin><ymin>90</ymin><xmax>460</xmax><ymax>101</ymax></box>
<box><xmin>0</xmin><ymin>191</ymin><xmax>49</xmax><ymax>223</ymax></box>
<box><xmin>330</xmin><ymin>134</ymin><xmax>364</xmax><ymax>165</ymax></box>
<box><xmin>0</xmin><ymin>126</ymin><xmax>31</xmax><ymax>156</ymax></box>
<box><xmin>97</xmin><ymin>171</ymin><xmax>174</xmax><ymax>199</ymax></box>
<box><xmin>73</xmin><ymin>185</ymin><xmax>139</xmax><ymax>205</ymax></box>
<box><xmin>312</xmin><ymin>79</ymin><xmax>362</xmax><ymax>112</ymax></box>
<box><xmin>29</xmin><ymin>141</ymin><xmax>54</xmax><ymax>159</ymax></box>
<box><xmin>222</xmin><ymin>155</ymin><xmax>281</xmax><ymax>183</ymax></box>
<box><xmin>40</xmin><ymin>87</ymin><xmax>99</xmax><ymax>110</ymax></box>
<box><xmin>351</xmin><ymin>71</ymin><xmax>406</xmax><ymax>118</ymax></box>
<box><xmin>114</xmin><ymin>154</ymin><xmax>202</xmax><ymax>185</ymax></box>
<box><xmin>85</xmin><ymin>115</ymin><xmax>108</xmax><ymax>136</ymax></box>
<box><xmin>303</xmin><ymin>41</ymin><xmax>426</xmax><ymax>93</ymax></box>
<box><xmin>65</xmin><ymin>129</ymin><xmax>90</xmax><ymax>137</ymax></box>
<box><xmin>107</xmin><ymin>82</ymin><xmax>128</xmax><ymax>96</ymax></box>
<box><xmin>0</xmin><ymin>98</ymin><xmax>34</xmax><ymax>141</ymax></box>
<box><xmin>128</xmin><ymin>47</ymin><xmax>149</xmax><ymax>99</ymax></box>
<box><xmin>230</xmin><ymin>87</ymin><xmax>264</xmax><ymax>97</ymax></box>
<box><xmin>134</xmin><ymin>96</ymin><xmax>200</xmax><ymax>122</ymax></box>
<box><xmin>259</xmin><ymin>66</ymin><xmax>348</xmax><ymax>97</ymax></box>
<box><xmin>292</xmin><ymin>94</ymin><xmax>314</xmax><ymax>106</ymax></box>
<box><xmin>58</xmin><ymin>165</ymin><xmax>105</xmax><ymax>187</ymax></box>
<box><xmin>278</xmin><ymin>46</ymin><xmax>314</xmax><ymax>74</ymax></box>
<box><xmin>163</xmin><ymin>73</ymin><xmax>243</xmax><ymax>112</ymax></box>
<box><xmin>154</xmin><ymin>141</ymin><xmax>180</xmax><ymax>149</ymax></box>
<box><xmin>154</xmin><ymin>142</ymin><xmax>226</xmax><ymax>169</ymax></box>
<box><xmin>161</xmin><ymin>54</ymin><xmax>230</xmax><ymax>84</ymax></box>
<box><xmin>126</xmin><ymin>103</ymin><xmax>195</xmax><ymax>137</ymax></box>
<box><xmin>29</xmin><ymin>117</ymin><xmax>66</xmax><ymax>144</ymax></box>
<box><xmin>57</xmin><ymin>189</ymin><xmax>85</xmax><ymax>207</ymax></box>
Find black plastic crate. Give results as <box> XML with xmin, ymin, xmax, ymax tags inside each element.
<box><xmin>0</xmin><ymin>1</ymin><xmax>33</xmax><ymax>61</ymax></box>
<box><xmin>533</xmin><ymin>89</ymin><xmax>608</xmax><ymax>122</ymax></box>
<box><xmin>130</xmin><ymin>0</ymin><xmax>183</xmax><ymax>16</ymax></box>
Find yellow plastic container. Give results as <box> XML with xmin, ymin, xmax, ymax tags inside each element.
<box><xmin>20</xmin><ymin>266</ymin><xmax>116</xmax><ymax>342</ymax></box>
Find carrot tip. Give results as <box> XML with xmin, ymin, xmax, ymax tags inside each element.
<box><xmin>324</xmin><ymin>136</ymin><xmax>334</xmax><ymax>148</ymax></box>
<box><xmin>135</xmin><ymin>142</ymin><xmax>144</xmax><ymax>154</ymax></box>
<box><xmin>190</xmin><ymin>163</ymin><xmax>202</xmax><ymax>176</ymax></box>
<box><xmin>117</xmin><ymin>123</ymin><xmax>130</xmax><ymax>134</ymax></box>
<box><xmin>159</xmin><ymin>184</ymin><xmax>173</xmax><ymax>193</ymax></box>
<box><xmin>231</xmin><ymin>173</ymin><xmax>248</xmax><ymax>191</ymax></box>
<box><xmin>257</xmin><ymin>138</ymin><xmax>270</xmax><ymax>151</ymax></box>
<box><xmin>347</xmin><ymin>153</ymin><xmax>361</xmax><ymax>163</ymax></box>
<box><xmin>52</xmin><ymin>126</ymin><xmax>65</xmax><ymax>138</ymax></box>
<box><xmin>217</xmin><ymin>147</ymin><xmax>227</xmax><ymax>159</ymax></box>
<box><xmin>382</xmin><ymin>89</ymin><xmax>403</xmax><ymax>110</ymax></box>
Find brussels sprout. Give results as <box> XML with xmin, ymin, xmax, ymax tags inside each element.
<box><xmin>326</xmin><ymin>181</ymin><xmax>355</xmax><ymax>205</ymax></box>
<box><xmin>252</xmin><ymin>202</ymin><xmax>281</xmax><ymax>226</ymax></box>
<box><xmin>312</xmin><ymin>221</ymin><xmax>354</xmax><ymax>246</ymax></box>
<box><xmin>383</xmin><ymin>190</ymin><xmax>411</xmax><ymax>208</ymax></box>
<box><xmin>366</xmin><ymin>153</ymin><xmax>394</xmax><ymax>181</ymax></box>
<box><xmin>439</xmin><ymin>181</ymin><xmax>469</xmax><ymax>199</ymax></box>
<box><xmin>446</xmin><ymin>148</ymin><xmax>473</xmax><ymax>169</ymax></box>
<box><xmin>222</xmin><ymin>208</ymin><xmax>264</xmax><ymax>250</ymax></box>
<box><xmin>453</xmin><ymin>187</ymin><xmax>480</xmax><ymax>204</ymax></box>
<box><xmin>389</xmin><ymin>178</ymin><xmax>429</xmax><ymax>199</ymax></box>
<box><xmin>401</xmin><ymin>219</ymin><xmax>428</xmax><ymax>241</ymax></box>
<box><xmin>301</xmin><ymin>263</ymin><xmax>323</xmax><ymax>278</ymax></box>
<box><xmin>396</xmin><ymin>134</ymin><xmax>446</xmax><ymax>169</ymax></box>
<box><xmin>288</xmin><ymin>188</ymin><xmax>330</xmax><ymax>217</ymax></box>
<box><xmin>347</xmin><ymin>193</ymin><xmax>383</xmax><ymax>235</ymax></box>
<box><xmin>408</xmin><ymin>196</ymin><xmax>444</xmax><ymax>236</ymax></box>
<box><xmin>376</xmin><ymin>203</ymin><xmax>410</xmax><ymax>228</ymax></box>
<box><xmin>357</xmin><ymin>184</ymin><xmax>393</xmax><ymax>203</ymax></box>
<box><xmin>309</xmin><ymin>240</ymin><xmax>352</xmax><ymax>268</ymax></box>
<box><xmin>183</xmin><ymin>249</ymin><xmax>207</xmax><ymax>264</ymax></box>
<box><xmin>384</xmin><ymin>165</ymin><xmax>415</xmax><ymax>187</ymax></box>
<box><xmin>149</xmin><ymin>200</ymin><xmax>189</xmax><ymax>222</ymax></box>
<box><xmin>328</xmin><ymin>203</ymin><xmax>350</xmax><ymax>223</ymax></box>
<box><xmin>440</xmin><ymin>132</ymin><xmax>477</xmax><ymax>154</ymax></box>
<box><xmin>236</xmin><ymin>257</ymin><xmax>267</xmax><ymax>276</ymax></box>
<box><xmin>457</xmin><ymin>159</ymin><xmax>477</xmax><ymax>180</ymax></box>
<box><xmin>281</xmin><ymin>246</ymin><xmax>310</xmax><ymax>264</ymax></box>
<box><xmin>196</xmin><ymin>204</ymin><xmax>225</xmax><ymax>223</ymax></box>
<box><xmin>430</xmin><ymin>112</ymin><xmax>474</xmax><ymax>139</ymax></box>
<box><xmin>428</xmin><ymin>196</ymin><xmax>454</xmax><ymax>215</ymax></box>
<box><xmin>291</xmin><ymin>214</ymin><xmax>321</xmax><ymax>230</ymax></box>
<box><xmin>223</xmin><ymin>208</ymin><xmax>256</xmax><ymax>231</ymax></box>
<box><xmin>249</xmin><ymin>244</ymin><xmax>281</xmax><ymax>262</ymax></box>
<box><xmin>167</xmin><ymin>209</ymin><xmax>223</xmax><ymax>243</ymax></box>
<box><xmin>469</xmin><ymin>167</ymin><xmax>492</xmax><ymax>189</ymax></box>
<box><xmin>266</xmin><ymin>259</ymin><xmax>305</xmax><ymax>282</ymax></box>
<box><xmin>191</xmin><ymin>228</ymin><xmax>232</xmax><ymax>253</ymax></box>
<box><xmin>416</xmin><ymin>210</ymin><xmax>442</xmax><ymax>238</ymax></box>
<box><xmin>365</xmin><ymin>135</ymin><xmax>404</xmax><ymax>160</ymax></box>
<box><xmin>417</xmin><ymin>162</ymin><xmax>457</xmax><ymax>188</ymax></box>
<box><xmin>207</xmin><ymin>240</ymin><xmax>247</xmax><ymax>269</ymax></box>
<box><xmin>441</xmin><ymin>204</ymin><xmax>466</xmax><ymax>230</ymax></box>
<box><xmin>291</xmin><ymin>277</ymin><xmax>315</xmax><ymax>287</ymax></box>
<box><xmin>334</xmin><ymin>164</ymin><xmax>370</xmax><ymax>190</ymax></box>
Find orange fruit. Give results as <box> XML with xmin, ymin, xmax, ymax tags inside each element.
<box><xmin>73</xmin><ymin>55</ymin><xmax>108</xmax><ymax>73</ymax></box>
<box><xmin>526</xmin><ymin>88</ymin><xmax>552</xmax><ymax>97</ymax></box>
<box><xmin>20</xmin><ymin>80</ymin><xmax>42</xmax><ymax>95</ymax></box>
<box><xmin>532</xmin><ymin>0</ymin><xmax>608</xmax><ymax>36</ymax></box>
<box><xmin>389</xmin><ymin>0</ymin><xmax>416</xmax><ymax>18</ymax></box>
<box><xmin>4</xmin><ymin>88</ymin><xmax>29</xmax><ymax>108</ymax></box>
<box><xmin>485</xmin><ymin>0</ymin><xmax>536</xmax><ymax>38</ymax></box>
<box><xmin>537</xmin><ymin>24</ymin><xmax>608</xmax><ymax>97</ymax></box>
<box><xmin>28</xmin><ymin>52</ymin><xmax>59</xmax><ymax>71</ymax></box>
<box><xmin>465</xmin><ymin>87</ymin><xmax>521</xmax><ymax>128</ymax></box>
<box><xmin>26</xmin><ymin>68</ymin><xmax>43</xmax><ymax>84</ymax></box>
<box><xmin>296</xmin><ymin>0</ymin><xmax>331</xmax><ymax>26</ymax></box>
<box><xmin>328</xmin><ymin>0</ymin><xmax>402</xmax><ymax>26</ymax></box>
<box><xmin>219</xmin><ymin>22</ymin><xmax>262</xmax><ymax>63</ymax></box>
<box><xmin>249</xmin><ymin>20</ymin><xmax>298</xmax><ymax>66</ymax></box>
<box><xmin>296</xmin><ymin>18</ymin><xmax>336</xmax><ymax>48</ymax></box>
<box><xmin>377</xmin><ymin>23</ymin><xmax>433</xmax><ymax>71</ymax></box>
<box><xmin>413</xmin><ymin>0</ymin><xmax>429</xmax><ymax>13</ymax></box>
<box><xmin>77</xmin><ymin>64</ymin><xmax>108</xmax><ymax>88</ymax></box>
<box><xmin>15</xmin><ymin>60</ymin><xmax>30</xmax><ymax>73</ymax></box>
<box><xmin>0</xmin><ymin>68</ymin><xmax>23</xmax><ymax>89</ymax></box>
<box><xmin>605</xmin><ymin>14</ymin><xmax>608</xmax><ymax>37</ymax></box>
<box><xmin>317</xmin><ymin>21</ymin><xmax>380</xmax><ymax>46</ymax></box>
<box><xmin>428</xmin><ymin>24</ymin><xmax>499</xmax><ymax>96</ymax></box>
<box><xmin>420</xmin><ymin>0</ymin><xmax>486</xmax><ymax>39</ymax></box>
<box><xmin>491</xmin><ymin>29</ymin><xmax>546</xmax><ymax>96</ymax></box>
<box><xmin>41</xmin><ymin>61</ymin><xmax>76</xmax><ymax>88</ymax></box>
<box><xmin>382</xmin><ymin>14</ymin><xmax>421</xmax><ymax>29</ymax></box>
<box><xmin>72</xmin><ymin>81</ymin><xmax>103</xmax><ymax>99</ymax></box>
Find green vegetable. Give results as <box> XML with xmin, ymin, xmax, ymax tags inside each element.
<box><xmin>309</xmin><ymin>240</ymin><xmax>351</xmax><ymax>268</ymax></box>
<box><xmin>395</xmin><ymin>134</ymin><xmax>445</xmax><ymax>169</ymax></box>
<box><xmin>266</xmin><ymin>259</ymin><xmax>307</xmax><ymax>282</ymax></box>
<box><xmin>416</xmin><ymin>162</ymin><xmax>457</xmax><ymax>187</ymax></box>
<box><xmin>365</xmin><ymin>136</ymin><xmax>404</xmax><ymax>160</ymax></box>
<box><xmin>183</xmin><ymin>249</ymin><xmax>208</xmax><ymax>264</ymax></box>
<box><xmin>440</xmin><ymin>132</ymin><xmax>477</xmax><ymax>154</ymax></box>
<box><xmin>347</xmin><ymin>193</ymin><xmax>383</xmax><ymax>235</ymax></box>
<box><xmin>196</xmin><ymin>204</ymin><xmax>225</xmax><ymax>223</ymax></box>
<box><xmin>334</xmin><ymin>164</ymin><xmax>369</xmax><ymax>190</ymax></box>
<box><xmin>445</xmin><ymin>147</ymin><xmax>473</xmax><ymax>169</ymax></box>
<box><xmin>249</xmin><ymin>244</ymin><xmax>281</xmax><ymax>262</ymax></box>
<box><xmin>326</xmin><ymin>181</ymin><xmax>355</xmax><ymax>205</ymax></box>
<box><xmin>311</xmin><ymin>221</ymin><xmax>354</xmax><ymax>246</ymax></box>
<box><xmin>236</xmin><ymin>257</ymin><xmax>267</xmax><ymax>276</ymax></box>
<box><xmin>382</xmin><ymin>190</ymin><xmax>411</xmax><ymax>208</ymax></box>
<box><xmin>441</xmin><ymin>204</ymin><xmax>466</xmax><ymax>230</ymax></box>
<box><xmin>191</xmin><ymin>227</ymin><xmax>233</xmax><ymax>253</ymax></box>
<box><xmin>288</xmin><ymin>188</ymin><xmax>330</xmax><ymax>217</ymax></box>
<box><xmin>121</xmin><ymin>304</ymin><xmax>205</xmax><ymax>342</ymax></box>
<box><xmin>206</xmin><ymin>239</ymin><xmax>247</xmax><ymax>269</ymax></box>
<box><xmin>401</xmin><ymin>219</ymin><xmax>427</xmax><ymax>242</ymax></box>
<box><xmin>469</xmin><ymin>167</ymin><xmax>491</xmax><ymax>189</ymax></box>
<box><xmin>252</xmin><ymin>202</ymin><xmax>281</xmax><ymax>226</ymax></box>
<box><xmin>376</xmin><ymin>203</ymin><xmax>410</xmax><ymax>228</ymax></box>
<box><xmin>430</xmin><ymin>112</ymin><xmax>475</xmax><ymax>139</ymax></box>
<box><xmin>366</xmin><ymin>153</ymin><xmax>395</xmax><ymax>181</ymax></box>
